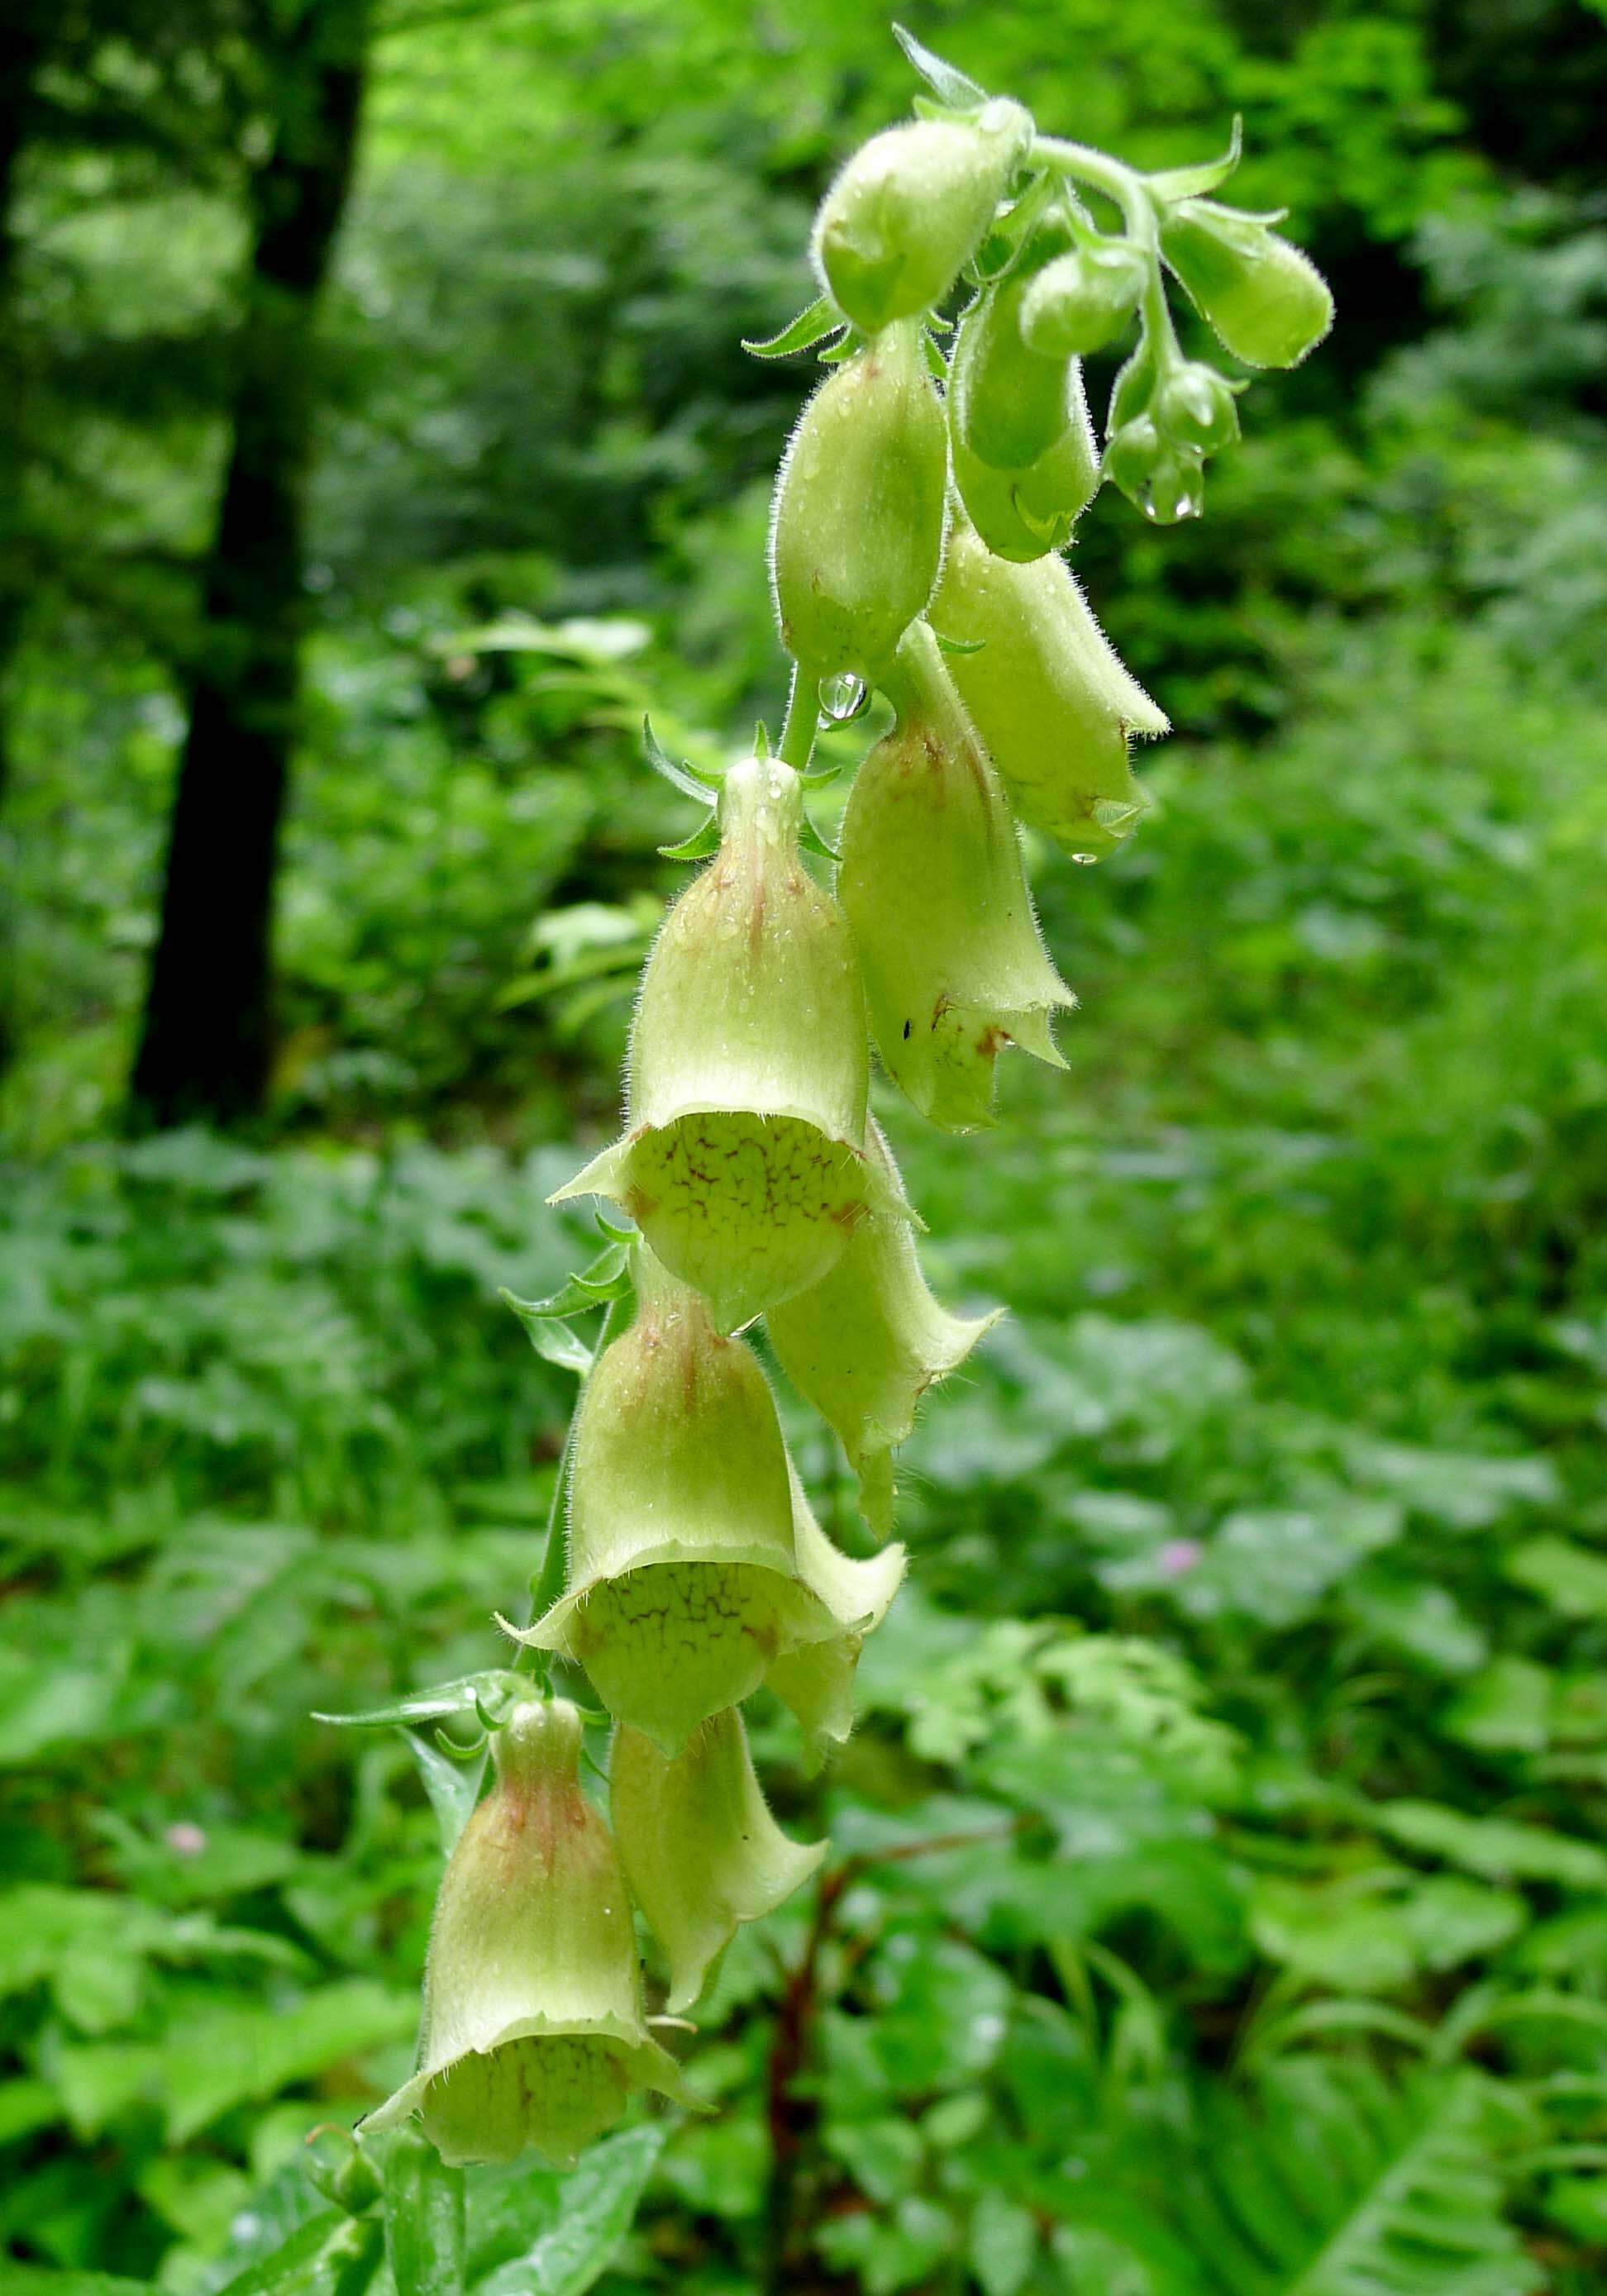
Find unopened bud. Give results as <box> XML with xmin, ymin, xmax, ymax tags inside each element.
<box><xmin>949</xmin><ymin>273</ymin><xmax>1074</xmax><ymax>474</ymax></box>
<box><xmin>612</xmin><ymin>1708</ymin><xmax>825</xmax><ymax>2011</ymax></box>
<box><xmin>932</xmin><ymin>514</ymin><xmax>1167</xmax><ymax>861</ymax></box>
<box><xmin>1160</xmin><ymin>200</ymin><xmax>1333</xmax><ymax>369</ymax></box>
<box><xmin>769</xmin><ymin>1117</ymin><xmax>1000</xmax><ymax>1532</ymax></box>
<box><xmin>553</xmin><ymin>756</ymin><xmax>908</xmax><ymax>1332</ymax></box>
<box><xmin>947</xmin><ymin>281</ymin><xmax>1099</xmax><ymax>559</ymax></box>
<box><xmin>813</xmin><ymin>104</ymin><xmax>1031</xmax><ymax>335</ymax></box>
<box><xmin>509</xmin><ymin>1250</ymin><xmax>848</xmax><ymax>1753</ymax></box>
<box><xmin>765</xmin><ymin>1463</ymin><xmax>906</xmax><ymax>1766</ymax></box>
<box><xmin>836</xmin><ymin>625</ymin><xmax>1076</xmax><ymax>1131</ymax></box>
<box><xmin>364</xmin><ymin>1698</ymin><xmax>694</xmax><ymax>2166</ymax></box>
<box><xmin>1104</xmin><ymin>416</ymin><xmax>1206</xmax><ymax>524</ymax></box>
<box><xmin>1156</xmin><ymin>361</ymin><xmax>1240</xmax><ymax>455</ymax></box>
<box><xmin>770</xmin><ymin>321</ymin><xmax>948</xmax><ymax>681</ymax></box>
<box><xmin>1018</xmin><ymin>239</ymin><xmax>1147</xmax><ymax>358</ymax></box>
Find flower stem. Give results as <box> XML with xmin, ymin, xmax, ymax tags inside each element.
<box><xmin>777</xmin><ymin>663</ymin><xmax>819</xmax><ymax>771</ymax></box>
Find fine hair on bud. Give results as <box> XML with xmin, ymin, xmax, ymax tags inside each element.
<box><xmin>812</xmin><ymin>103</ymin><xmax>1032</xmax><ymax>336</ymax></box>
<box><xmin>932</xmin><ymin>512</ymin><xmax>1168</xmax><ymax>862</ymax></box>
<box><xmin>770</xmin><ymin>319</ymin><xmax>948</xmax><ymax>683</ymax></box>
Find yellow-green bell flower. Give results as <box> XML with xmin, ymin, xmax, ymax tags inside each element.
<box><xmin>837</xmin><ymin>624</ymin><xmax>1077</xmax><ymax>1132</ymax></box>
<box><xmin>947</xmin><ymin>283</ymin><xmax>1100</xmax><ymax>560</ymax></box>
<box><xmin>768</xmin><ymin>1119</ymin><xmax>999</xmax><ymax>1532</ymax></box>
<box><xmin>553</xmin><ymin>755</ymin><xmax>909</xmax><ymax>1333</ymax></box>
<box><xmin>612</xmin><ymin>1708</ymin><xmax>825</xmax><ymax>2012</ymax></box>
<box><xmin>765</xmin><ymin>1461</ymin><xmax>907</xmax><ymax>1765</ymax></box>
<box><xmin>770</xmin><ymin>320</ymin><xmax>948</xmax><ymax>682</ymax></box>
<box><xmin>932</xmin><ymin>512</ymin><xmax>1168</xmax><ymax>862</ymax></box>
<box><xmin>812</xmin><ymin>105</ymin><xmax>1031</xmax><ymax>335</ymax></box>
<box><xmin>508</xmin><ymin>1250</ymin><xmax>884</xmax><ymax>1755</ymax></box>
<box><xmin>364</xmin><ymin>1699</ymin><xmax>696</xmax><ymax>2167</ymax></box>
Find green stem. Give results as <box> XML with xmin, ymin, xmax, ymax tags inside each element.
<box><xmin>515</xmin><ymin>1287</ymin><xmax>627</xmax><ymax>1684</ymax></box>
<box><xmin>875</xmin><ymin>619</ymin><xmax>971</xmax><ymax>747</ymax></box>
<box><xmin>1032</xmin><ymin>134</ymin><xmax>1180</xmax><ymax>366</ymax></box>
<box><xmin>777</xmin><ymin>662</ymin><xmax>819</xmax><ymax>772</ymax></box>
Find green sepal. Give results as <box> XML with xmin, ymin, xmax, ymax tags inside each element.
<box><xmin>1147</xmin><ymin>117</ymin><xmax>1242</xmax><ymax>204</ymax></box>
<box><xmin>742</xmin><ymin>293</ymin><xmax>846</xmax><ymax>360</ymax></box>
<box><xmin>642</xmin><ymin>715</ymin><xmax>722</xmax><ymax>801</ymax></box>
<box><xmin>799</xmin><ymin>812</ymin><xmax>838</xmax><ymax>862</ymax></box>
<box><xmin>932</xmin><ymin>630</ymin><xmax>986</xmax><ymax>655</ymax></box>
<box><xmin>312</xmin><ymin>1670</ymin><xmax>528</xmax><ymax>1732</ymax></box>
<box><xmin>892</xmin><ymin>21</ymin><xmax>988</xmax><ymax>110</ymax></box>
<box><xmin>817</xmin><ymin>331</ymin><xmax>864</xmax><ymax>364</ymax></box>
<box><xmin>659</xmin><ymin>811</ymin><xmax>722</xmax><ymax>863</ymax></box>
<box><xmin>921</xmin><ymin>330</ymin><xmax>949</xmax><ymax>381</ymax></box>
<box><xmin>503</xmin><ymin>1241</ymin><xmax>634</xmax><ymax>1329</ymax></box>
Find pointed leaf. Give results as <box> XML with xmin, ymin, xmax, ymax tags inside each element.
<box><xmin>659</xmin><ymin>812</ymin><xmax>723</xmax><ymax>863</ymax></box>
<box><xmin>1147</xmin><ymin>117</ymin><xmax>1243</xmax><ymax>203</ymax></box>
<box><xmin>892</xmin><ymin>22</ymin><xmax>987</xmax><ymax>108</ymax></box>
<box><xmin>742</xmin><ymin>295</ymin><xmax>845</xmax><ymax>360</ymax></box>
<box><xmin>641</xmin><ymin>717</ymin><xmax>722</xmax><ymax>801</ymax></box>
<box><xmin>312</xmin><ymin>1671</ymin><xmax>527</xmax><ymax>1732</ymax></box>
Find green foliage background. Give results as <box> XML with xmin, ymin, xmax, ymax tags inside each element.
<box><xmin>2</xmin><ymin>0</ymin><xmax>1607</xmax><ymax>2289</ymax></box>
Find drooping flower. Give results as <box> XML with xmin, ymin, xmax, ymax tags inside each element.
<box><xmin>932</xmin><ymin>511</ymin><xmax>1168</xmax><ymax>861</ymax></box>
<box><xmin>836</xmin><ymin>622</ymin><xmax>1076</xmax><ymax>1131</ymax></box>
<box><xmin>765</xmin><ymin>1461</ymin><xmax>907</xmax><ymax>1765</ymax></box>
<box><xmin>364</xmin><ymin>1698</ymin><xmax>694</xmax><ymax>2167</ymax></box>
<box><xmin>947</xmin><ymin>275</ymin><xmax>1100</xmax><ymax>560</ymax></box>
<box><xmin>552</xmin><ymin>755</ymin><xmax>909</xmax><ymax>1333</ymax></box>
<box><xmin>611</xmin><ymin>1708</ymin><xmax>825</xmax><ymax>2012</ymax></box>
<box><xmin>770</xmin><ymin>319</ymin><xmax>948</xmax><ymax>683</ymax></box>
<box><xmin>812</xmin><ymin>104</ymin><xmax>1031</xmax><ymax>334</ymax></box>
<box><xmin>768</xmin><ymin>1118</ymin><xmax>999</xmax><ymax>1533</ymax></box>
<box><xmin>507</xmin><ymin>1247</ymin><xmax>885</xmax><ymax>1755</ymax></box>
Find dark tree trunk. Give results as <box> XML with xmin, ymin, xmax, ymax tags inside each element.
<box><xmin>131</xmin><ymin>0</ymin><xmax>368</xmax><ymax>1131</ymax></box>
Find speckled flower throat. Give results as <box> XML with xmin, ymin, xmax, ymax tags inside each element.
<box><xmin>341</xmin><ymin>28</ymin><xmax>1331</xmax><ymax>2168</ymax></box>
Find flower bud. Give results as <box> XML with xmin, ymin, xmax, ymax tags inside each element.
<box><xmin>553</xmin><ymin>756</ymin><xmax>909</xmax><ymax>1332</ymax></box>
<box><xmin>768</xmin><ymin>1118</ymin><xmax>1000</xmax><ymax>1532</ymax></box>
<box><xmin>510</xmin><ymin>1250</ymin><xmax>843</xmax><ymax>1753</ymax></box>
<box><xmin>1156</xmin><ymin>360</ymin><xmax>1241</xmax><ymax>455</ymax></box>
<box><xmin>947</xmin><ymin>283</ymin><xmax>1100</xmax><ymax>559</ymax></box>
<box><xmin>812</xmin><ymin>104</ymin><xmax>1032</xmax><ymax>335</ymax></box>
<box><xmin>1018</xmin><ymin>239</ymin><xmax>1148</xmax><ymax>357</ymax></box>
<box><xmin>365</xmin><ymin>1698</ymin><xmax>694</xmax><ymax>2166</ymax></box>
<box><xmin>932</xmin><ymin>513</ymin><xmax>1167</xmax><ymax>861</ymax></box>
<box><xmin>765</xmin><ymin>1462</ymin><xmax>906</xmax><ymax>1765</ymax></box>
<box><xmin>949</xmin><ymin>273</ymin><xmax>1073</xmax><ymax>474</ymax></box>
<box><xmin>835</xmin><ymin>626</ymin><xmax>1076</xmax><ymax>1132</ymax></box>
<box><xmin>1160</xmin><ymin>201</ymin><xmax>1333</xmax><ymax>369</ymax></box>
<box><xmin>770</xmin><ymin>321</ymin><xmax>948</xmax><ymax>681</ymax></box>
<box><xmin>612</xmin><ymin>1708</ymin><xmax>825</xmax><ymax>2011</ymax></box>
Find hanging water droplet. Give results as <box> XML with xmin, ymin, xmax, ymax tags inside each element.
<box><xmin>818</xmin><ymin>672</ymin><xmax>870</xmax><ymax>724</ymax></box>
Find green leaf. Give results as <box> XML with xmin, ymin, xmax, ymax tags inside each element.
<box><xmin>1506</xmin><ymin>1534</ymin><xmax>1607</xmax><ymax>1617</ymax></box>
<box><xmin>1375</xmin><ymin>1799</ymin><xmax>1607</xmax><ymax>1890</ymax></box>
<box><xmin>384</xmin><ymin>2128</ymin><xmax>465</xmax><ymax>2296</ymax></box>
<box><xmin>405</xmin><ymin>1727</ymin><xmax>489</xmax><ymax>1855</ymax></box>
<box><xmin>1147</xmin><ymin>118</ymin><xmax>1243</xmax><ymax>204</ymax></box>
<box><xmin>0</xmin><ymin>2275</ymin><xmax>152</xmax><ymax>2296</ymax></box>
<box><xmin>641</xmin><ymin>717</ymin><xmax>722</xmax><ymax>803</ymax></box>
<box><xmin>475</xmin><ymin>2126</ymin><xmax>665</xmax><ymax>2296</ymax></box>
<box><xmin>658</xmin><ymin>812</ymin><xmax>722</xmax><ymax>863</ymax></box>
<box><xmin>1441</xmin><ymin>1656</ymin><xmax>1554</xmax><ymax>1752</ymax></box>
<box><xmin>799</xmin><ymin>812</ymin><xmax>838</xmax><ymax>862</ymax></box>
<box><xmin>212</xmin><ymin>2213</ymin><xmax>384</xmax><ymax>2296</ymax></box>
<box><xmin>741</xmin><ymin>295</ymin><xmax>844</xmax><ymax>360</ymax></box>
<box><xmin>891</xmin><ymin>23</ymin><xmax>987</xmax><ymax>109</ymax></box>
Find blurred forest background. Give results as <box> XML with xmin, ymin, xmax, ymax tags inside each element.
<box><xmin>2</xmin><ymin>0</ymin><xmax>1607</xmax><ymax>2290</ymax></box>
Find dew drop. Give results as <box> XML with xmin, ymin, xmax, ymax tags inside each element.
<box><xmin>818</xmin><ymin>673</ymin><xmax>869</xmax><ymax>724</ymax></box>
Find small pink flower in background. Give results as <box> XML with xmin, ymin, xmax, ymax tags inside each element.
<box><xmin>165</xmin><ymin>1822</ymin><xmax>207</xmax><ymax>1857</ymax></box>
<box><xmin>1158</xmin><ymin>1539</ymin><xmax>1204</xmax><ymax>1580</ymax></box>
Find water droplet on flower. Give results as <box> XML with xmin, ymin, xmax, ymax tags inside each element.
<box><xmin>818</xmin><ymin>673</ymin><xmax>869</xmax><ymax>724</ymax></box>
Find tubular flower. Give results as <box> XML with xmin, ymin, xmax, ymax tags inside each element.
<box><xmin>836</xmin><ymin>622</ymin><xmax>1076</xmax><ymax>1131</ymax></box>
<box><xmin>507</xmin><ymin>1248</ymin><xmax>877</xmax><ymax>1755</ymax></box>
<box><xmin>363</xmin><ymin>1699</ymin><xmax>694</xmax><ymax>2168</ymax></box>
<box><xmin>769</xmin><ymin>1117</ymin><xmax>999</xmax><ymax>1533</ymax></box>
<box><xmin>553</xmin><ymin>755</ymin><xmax>909</xmax><ymax>1333</ymax></box>
<box><xmin>765</xmin><ymin>1462</ymin><xmax>907</xmax><ymax>1765</ymax></box>
<box><xmin>812</xmin><ymin>104</ymin><xmax>1031</xmax><ymax>334</ymax></box>
<box><xmin>947</xmin><ymin>277</ymin><xmax>1100</xmax><ymax>560</ymax></box>
<box><xmin>770</xmin><ymin>318</ymin><xmax>948</xmax><ymax>682</ymax></box>
<box><xmin>612</xmin><ymin>1708</ymin><xmax>825</xmax><ymax>2012</ymax></box>
<box><xmin>932</xmin><ymin>512</ymin><xmax>1168</xmax><ymax>861</ymax></box>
